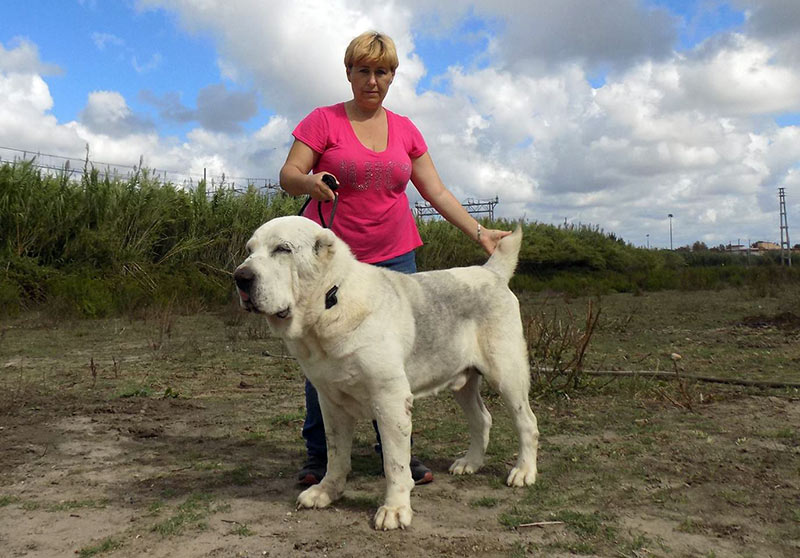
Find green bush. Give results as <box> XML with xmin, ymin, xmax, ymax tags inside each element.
<box><xmin>0</xmin><ymin>277</ymin><xmax>21</xmax><ymax>315</ymax></box>
<box><xmin>48</xmin><ymin>273</ymin><xmax>115</xmax><ymax>318</ymax></box>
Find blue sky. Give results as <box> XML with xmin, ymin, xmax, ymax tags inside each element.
<box><xmin>5</xmin><ymin>1</ymin><xmax>760</xmax><ymax>135</ymax></box>
<box><xmin>2</xmin><ymin>0</ymin><xmax>800</xmax><ymax>247</ymax></box>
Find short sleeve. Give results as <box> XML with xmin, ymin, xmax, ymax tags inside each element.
<box><xmin>292</xmin><ymin>107</ymin><xmax>329</xmax><ymax>154</ymax></box>
<box><xmin>400</xmin><ymin>115</ymin><xmax>428</xmax><ymax>159</ymax></box>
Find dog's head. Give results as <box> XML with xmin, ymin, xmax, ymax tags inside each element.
<box><xmin>233</xmin><ymin>216</ymin><xmax>339</xmax><ymax>335</ymax></box>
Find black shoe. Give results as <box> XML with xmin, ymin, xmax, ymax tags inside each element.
<box><xmin>297</xmin><ymin>455</ymin><xmax>327</xmax><ymax>486</ymax></box>
<box><xmin>377</xmin><ymin>449</ymin><xmax>434</xmax><ymax>485</ymax></box>
<box><xmin>410</xmin><ymin>456</ymin><xmax>434</xmax><ymax>485</ymax></box>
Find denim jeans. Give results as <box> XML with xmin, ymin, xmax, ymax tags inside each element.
<box><xmin>302</xmin><ymin>250</ymin><xmax>417</xmax><ymax>459</ymax></box>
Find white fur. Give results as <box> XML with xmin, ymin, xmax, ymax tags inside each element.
<box><xmin>234</xmin><ymin>216</ymin><xmax>539</xmax><ymax>530</ymax></box>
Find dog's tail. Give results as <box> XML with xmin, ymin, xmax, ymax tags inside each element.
<box><xmin>484</xmin><ymin>224</ymin><xmax>523</xmax><ymax>283</ymax></box>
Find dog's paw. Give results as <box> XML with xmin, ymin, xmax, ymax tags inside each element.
<box><xmin>373</xmin><ymin>504</ymin><xmax>413</xmax><ymax>531</ymax></box>
<box><xmin>506</xmin><ymin>464</ymin><xmax>537</xmax><ymax>487</ymax></box>
<box><xmin>448</xmin><ymin>457</ymin><xmax>481</xmax><ymax>475</ymax></box>
<box><xmin>296</xmin><ymin>484</ymin><xmax>334</xmax><ymax>509</ymax></box>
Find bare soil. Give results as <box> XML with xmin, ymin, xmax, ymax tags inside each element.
<box><xmin>1</xmin><ymin>291</ymin><xmax>799</xmax><ymax>557</ymax></box>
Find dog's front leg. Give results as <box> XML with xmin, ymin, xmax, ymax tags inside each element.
<box><xmin>296</xmin><ymin>392</ymin><xmax>354</xmax><ymax>510</ymax></box>
<box><xmin>372</xmin><ymin>384</ymin><xmax>415</xmax><ymax>530</ymax></box>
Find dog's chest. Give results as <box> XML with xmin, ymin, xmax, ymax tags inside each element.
<box><xmin>305</xmin><ymin>363</ymin><xmax>373</xmax><ymax>418</ymax></box>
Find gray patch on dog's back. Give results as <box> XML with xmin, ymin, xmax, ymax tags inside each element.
<box><xmin>413</xmin><ymin>270</ymin><xmax>491</xmax><ymax>316</ymax></box>
<box><xmin>401</xmin><ymin>270</ymin><xmax>501</xmax><ymax>353</ymax></box>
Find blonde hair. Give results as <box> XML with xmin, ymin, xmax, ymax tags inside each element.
<box><xmin>344</xmin><ymin>31</ymin><xmax>398</xmax><ymax>72</ymax></box>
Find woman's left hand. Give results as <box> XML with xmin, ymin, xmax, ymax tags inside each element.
<box><xmin>479</xmin><ymin>227</ymin><xmax>513</xmax><ymax>255</ymax></box>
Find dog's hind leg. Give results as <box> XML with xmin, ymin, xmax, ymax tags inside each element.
<box><xmin>449</xmin><ymin>370</ymin><xmax>492</xmax><ymax>476</ymax></box>
<box><xmin>483</xmin><ymin>339</ymin><xmax>539</xmax><ymax>487</ymax></box>
<box><xmin>296</xmin><ymin>392</ymin><xmax>354</xmax><ymax>510</ymax></box>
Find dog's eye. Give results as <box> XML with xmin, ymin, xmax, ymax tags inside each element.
<box><xmin>273</xmin><ymin>244</ymin><xmax>292</xmax><ymax>254</ymax></box>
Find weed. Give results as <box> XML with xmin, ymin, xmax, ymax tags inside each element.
<box><xmin>677</xmin><ymin>518</ymin><xmax>704</xmax><ymax>534</ymax></box>
<box><xmin>226</xmin><ymin>465</ymin><xmax>255</xmax><ymax>486</ymax></box>
<box><xmin>151</xmin><ymin>493</ymin><xmax>217</xmax><ymax>537</ymax></box>
<box><xmin>525</xmin><ymin>298</ymin><xmax>600</xmax><ymax>393</ymax></box>
<box><xmin>77</xmin><ymin>537</ymin><xmax>123</xmax><ymax>558</ymax></box>
<box><xmin>0</xmin><ymin>495</ymin><xmax>20</xmax><ymax>507</ymax></box>
<box><xmin>229</xmin><ymin>523</ymin><xmax>254</xmax><ymax>536</ymax></box>
<box><xmin>48</xmin><ymin>499</ymin><xmax>107</xmax><ymax>512</ymax></box>
<box><xmin>116</xmin><ymin>384</ymin><xmax>152</xmax><ymax>398</ymax></box>
<box><xmin>269</xmin><ymin>409</ymin><xmax>305</xmax><ymax>426</ymax></box>
<box><xmin>508</xmin><ymin>541</ymin><xmax>528</xmax><ymax>558</ymax></box>
<box><xmin>470</xmin><ymin>496</ymin><xmax>500</xmax><ymax>508</ymax></box>
<box><xmin>22</xmin><ymin>500</ymin><xmax>41</xmax><ymax>511</ymax></box>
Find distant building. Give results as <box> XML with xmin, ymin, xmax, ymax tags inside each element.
<box><xmin>725</xmin><ymin>243</ymin><xmax>749</xmax><ymax>254</ymax></box>
<box><xmin>752</xmin><ymin>241</ymin><xmax>780</xmax><ymax>251</ymax></box>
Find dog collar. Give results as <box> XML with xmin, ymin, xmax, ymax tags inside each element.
<box><xmin>325</xmin><ymin>285</ymin><xmax>339</xmax><ymax>309</ymax></box>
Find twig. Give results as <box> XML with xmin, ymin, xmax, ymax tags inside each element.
<box><xmin>534</xmin><ymin>366</ymin><xmax>800</xmax><ymax>389</ymax></box>
<box><xmin>517</xmin><ymin>520</ymin><xmax>565</xmax><ymax>528</ymax></box>
<box><xmin>580</xmin><ymin>369</ymin><xmax>800</xmax><ymax>389</ymax></box>
<box><xmin>654</xmin><ymin>386</ymin><xmax>687</xmax><ymax>410</ymax></box>
<box><xmin>261</xmin><ymin>351</ymin><xmax>295</xmax><ymax>360</ymax></box>
<box><xmin>196</xmin><ymin>261</ymin><xmax>233</xmax><ymax>277</ymax></box>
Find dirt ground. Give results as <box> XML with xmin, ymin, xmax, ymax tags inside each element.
<box><xmin>1</xmin><ymin>292</ymin><xmax>799</xmax><ymax>557</ymax></box>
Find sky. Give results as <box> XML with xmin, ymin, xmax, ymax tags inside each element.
<box><xmin>2</xmin><ymin>0</ymin><xmax>800</xmax><ymax>249</ymax></box>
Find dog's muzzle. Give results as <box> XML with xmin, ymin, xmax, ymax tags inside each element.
<box><xmin>233</xmin><ymin>266</ymin><xmax>291</xmax><ymax>318</ymax></box>
<box><xmin>234</xmin><ymin>266</ymin><xmax>257</xmax><ymax>311</ymax></box>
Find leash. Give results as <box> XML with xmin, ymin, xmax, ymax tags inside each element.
<box><xmin>296</xmin><ymin>173</ymin><xmax>340</xmax><ymax>309</ymax></box>
<box><xmin>297</xmin><ymin>173</ymin><xmax>339</xmax><ymax>229</ymax></box>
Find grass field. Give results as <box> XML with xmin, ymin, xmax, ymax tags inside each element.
<box><xmin>1</xmin><ymin>287</ymin><xmax>799</xmax><ymax>557</ymax></box>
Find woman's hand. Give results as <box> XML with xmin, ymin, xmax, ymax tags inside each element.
<box><xmin>307</xmin><ymin>172</ymin><xmax>338</xmax><ymax>202</ymax></box>
<box><xmin>479</xmin><ymin>227</ymin><xmax>512</xmax><ymax>255</ymax></box>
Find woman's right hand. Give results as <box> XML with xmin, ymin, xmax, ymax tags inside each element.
<box><xmin>307</xmin><ymin>172</ymin><xmax>338</xmax><ymax>202</ymax></box>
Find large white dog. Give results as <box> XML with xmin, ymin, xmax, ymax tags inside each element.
<box><xmin>234</xmin><ymin>216</ymin><xmax>538</xmax><ymax>530</ymax></box>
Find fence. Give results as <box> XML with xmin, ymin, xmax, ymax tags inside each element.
<box><xmin>0</xmin><ymin>145</ymin><xmax>281</xmax><ymax>196</ymax></box>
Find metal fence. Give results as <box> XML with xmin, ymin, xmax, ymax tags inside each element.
<box><xmin>0</xmin><ymin>145</ymin><xmax>280</xmax><ymax>196</ymax></box>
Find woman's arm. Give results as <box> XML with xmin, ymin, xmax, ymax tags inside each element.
<box><xmin>279</xmin><ymin>139</ymin><xmax>337</xmax><ymax>201</ymax></box>
<box><xmin>411</xmin><ymin>152</ymin><xmax>510</xmax><ymax>254</ymax></box>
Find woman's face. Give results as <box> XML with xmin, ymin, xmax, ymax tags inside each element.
<box><xmin>347</xmin><ymin>61</ymin><xmax>394</xmax><ymax>109</ymax></box>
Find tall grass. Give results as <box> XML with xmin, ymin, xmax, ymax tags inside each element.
<box><xmin>0</xmin><ymin>160</ymin><xmax>300</xmax><ymax>316</ymax></box>
<box><xmin>1</xmin><ymin>159</ymin><xmax>798</xmax><ymax>317</ymax></box>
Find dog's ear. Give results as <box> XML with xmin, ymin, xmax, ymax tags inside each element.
<box><xmin>313</xmin><ymin>229</ymin><xmax>337</xmax><ymax>261</ymax></box>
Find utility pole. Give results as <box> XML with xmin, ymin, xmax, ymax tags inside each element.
<box><xmin>779</xmin><ymin>188</ymin><xmax>791</xmax><ymax>266</ymax></box>
<box><xmin>668</xmin><ymin>214</ymin><xmax>673</xmax><ymax>250</ymax></box>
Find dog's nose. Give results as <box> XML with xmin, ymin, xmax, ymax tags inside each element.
<box><xmin>234</xmin><ymin>266</ymin><xmax>254</xmax><ymax>295</ymax></box>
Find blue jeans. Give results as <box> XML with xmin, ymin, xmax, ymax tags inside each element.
<box><xmin>302</xmin><ymin>250</ymin><xmax>417</xmax><ymax>460</ymax></box>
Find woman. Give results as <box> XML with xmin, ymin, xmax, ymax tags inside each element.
<box><xmin>279</xmin><ymin>31</ymin><xmax>510</xmax><ymax>486</ymax></box>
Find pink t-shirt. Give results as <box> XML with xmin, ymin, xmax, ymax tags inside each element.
<box><xmin>292</xmin><ymin>103</ymin><xmax>427</xmax><ymax>263</ymax></box>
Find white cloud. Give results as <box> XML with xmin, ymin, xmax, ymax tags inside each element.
<box><xmin>0</xmin><ymin>37</ymin><xmax>62</xmax><ymax>75</ymax></box>
<box><xmin>676</xmin><ymin>34</ymin><xmax>800</xmax><ymax>115</ymax></box>
<box><xmin>79</xmin><ymin>91</ymin><xmax>155</xmax><ymax>137</ymax></box>
<box><xmin>3</xmin><ymin>1</ymin><xmax>800</xmax><ymax>247</ymax></box>
<box><xmin>132</xmin><ymin>52</ymin><xmax>163</xmax><ymax>74</ymax></box>
<box><xmin>91</xmin><ymin>32</ymin><xmax>125</xmax><ymax>51</ymax></box>
<box><xmin>138</xmin><ymin>0</ymin><xmax>422</xmax><ymax>119</ymax></box>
